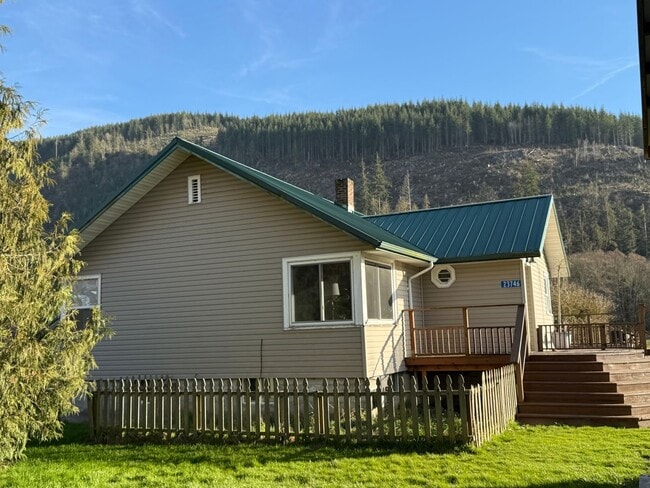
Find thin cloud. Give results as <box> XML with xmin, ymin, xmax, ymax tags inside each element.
<box><xmin>130</xmin><ymin>0</ymin><xmax>186</xmax><ymax>38</ymax></box>
<box><xmin>523</xmin><ymin>47</ymin><xmax>639</xmax><ymax>100</ymax></box>
<box><xmin>572</xmin><ymin>60</ymin><xmax>637</xmax><ymax>100</ymax></box>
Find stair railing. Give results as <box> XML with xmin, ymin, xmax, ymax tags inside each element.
<box><xmin>509</xmin><ymin>304</ymin><xmax>528</xmax><ymax>403</ymax></box>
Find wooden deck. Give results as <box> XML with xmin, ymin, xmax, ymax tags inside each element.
<box><xmin>406</xmin><ymin>354</ymin><xmax>512</xmax><ymax>372</ymax></box>
<box><xmin>404</xmin><ymin>304</ymin><xmax>526</xmax><ymax>374</ymax></box>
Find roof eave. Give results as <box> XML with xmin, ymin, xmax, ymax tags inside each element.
<box><xmin>377</xmin><ymin>242</ymin><xmax>438</xmax><ymax>263</ymax></box>
<box><xmin>436</xmin><ymin>251</ymin><xmax>541</xmax><ymax>265</ymax></box>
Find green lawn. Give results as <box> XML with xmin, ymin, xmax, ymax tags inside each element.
<box><xmin>0</xmin><ymin>423</ymin><xmax>649</xmax><ymax>487</ymax></box>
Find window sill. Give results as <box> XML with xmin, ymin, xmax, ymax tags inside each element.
<box><xmin>365</xmin><ymin>319</ymin><xmax>396</xmax><ymax>327</ymax></box>
<box><xmin>285</xmin><ymin>321</ymin><xmax>359</xmax><ymax>330</ymax></box>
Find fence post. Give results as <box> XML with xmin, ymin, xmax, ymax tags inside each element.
<box><xmin>638</xmin><ymin>304</ymin><xmax>647</xmax><ymax>350</ymax></box>
<box><xmin>463</xmin><ymin>307</ymin><xmax>471</xmax><ymax>355</ymax></box>
<box><xmin>408</xmin><ymin>309</ymin><xmax>417</xmax><ymax>356</ymax></box>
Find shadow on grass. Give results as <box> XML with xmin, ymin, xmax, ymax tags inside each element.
<box><xmin>30</xmin><ymin>422</ymin><xmax>472</xmax><ymax>462</ymax></box>
<box><xmin>506</xmin><ymin>482</ymin><xmax>641</xmax><ymax>488</ymax></box>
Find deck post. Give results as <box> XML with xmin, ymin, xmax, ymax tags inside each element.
<box><xmin>587</xmin><ymin>313</ymin><xmax>594</xmax><ymax>348</ymax></box>
<box><xmin>463</xmin><ymin>307</ymin><xmax>471</xmax><ymax>355</ymax></box>
<box><xmin>408</xmin><ymin>309</ymin><xmax>416</xmax><ymax>357</ymax></box>
<box><xmin>600</xmin><ymin>323</ymin><xmax>607</xmax><ymax>350</ymax></box>
<box><xmin>638</xmin><ymin>304</ymin><xmax>647</xmax><ymax>350</ymax></box>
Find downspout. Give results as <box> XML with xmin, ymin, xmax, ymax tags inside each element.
<box><xmin>408</xmin><ymin>261</ymin><xmax>435</xmax><ymax>309</ymax></box>
<box><xmin>405</xmin><ymin>261</ymin><xmax>435</xmax><ymax>359</ymax></box>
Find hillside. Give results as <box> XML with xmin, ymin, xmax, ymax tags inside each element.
<box><xmin>37</xmin><ymin>101</ymin><xmax>649</xmax><ymax>257</ymax></box>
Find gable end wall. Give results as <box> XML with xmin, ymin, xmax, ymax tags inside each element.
<box><xmin>82</xmin><ymin>157</ymin><xmax>373</xmax><ymax>378</ymax></box>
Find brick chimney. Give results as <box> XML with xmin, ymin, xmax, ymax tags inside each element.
<box><xmin>335</xmin><ymin>178</ymin><xmax>355</xmax><ymax>212</ymax></box>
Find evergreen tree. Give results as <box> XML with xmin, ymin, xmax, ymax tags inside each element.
<box><xmin>422</xmin><ymin>193</ymin><xmax>431</xmax><ymax>209</ymax></box>
<box><xmin>0</xmin><ymin>23</ymin><xmax>109</xmax><ymax>463</ymax></box>
<box><xmin>369</xmin><ymin>153</ymin><xmax>391</xmax><ymax>214</ymax></box>
<box><xmin>358</xmin><ymin>158</ymin><xmax>371</xmax><ymax>214</ymax></box>
<box><xmin>395</xmin><ymin>171</ymin><xmax>413</xmax><ymax>212</ymax></box>
<box><xmin>512</xmin><ymin>161</ymin><xmax>540</xmax><ymax>197</ymax></box>
<box><xmin>613</xmin><ymin>202</ymin><xmax>637</xmax><ymax>254</ymax></box>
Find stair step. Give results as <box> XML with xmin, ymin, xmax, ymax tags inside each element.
<box><xmin>615</xmin><ymin>381</ymin><xmax>650</xmax><ymax>393</ymax></box>
<box><xmin>604</xmin><ymin>360</ymin><xmax>650</xmax><ymax>372</ymax></box>
<box><xmin>523</xmin><ymin>391</ymin><xmax>626</xmax><ymax>404</ymax></box>
<box><xmin>516</xmin><ymin>413</ymin><xmax>642</xmax><ymax>428</ymax></box>
<box><xmin>623</xmin><ymin>392</ymin><xmax>650</xmax><ymax>403</ymax></box>
<box><xmin>529</xmin><ymin>351</ymin><xmax>645</xmax><ymax>363</ymax></box>
<box><xmin>519</xmin><ymin>402</ymin><xmax>633</xmax><ymax>416</ymax></box>
<box><xmin>524</xmin><ymin>371</ymin><xmax>611</xmax><ymax>382</ymax></box>
<box><xmin>609</xmin><ymin>370</ymin><xmax>650</xmax><ymax>381</ymax></box>
<box><xmin>524</xmin><ymin>381</ymin><xmax>618</xmax><ymax>393</ymax></box>
<box><xmin>526</xmin><ymin>361</ymin><xmax>605</xmax><ymax>372</ymax></box>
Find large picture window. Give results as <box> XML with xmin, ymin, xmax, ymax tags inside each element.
<box><xmin>290</xmin><ymin>261</ymin><xmax>352</xmax><ymax>325</ymax></box>
<box><xmin>365</xmin><ymin>261</ymin><xmax>393</xmax><ymax>321</ymax></box>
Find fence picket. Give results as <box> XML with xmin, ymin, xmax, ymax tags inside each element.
<box><xmin>386</xmin><ymin>377</ymin><xmax>395</xmax><ymax>441</ymax></box>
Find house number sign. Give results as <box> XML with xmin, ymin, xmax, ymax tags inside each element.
<box><xmin>500</xmin><ymin>280</ymin><xmax>521</xmax><ymax>288</ymax></box>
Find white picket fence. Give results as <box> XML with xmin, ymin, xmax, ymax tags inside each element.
<box><xmin>89</xmin><ymin>364</ymin><xmax>517</xmax><ymax>446</ymax></box>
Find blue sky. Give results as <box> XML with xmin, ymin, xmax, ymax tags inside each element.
<box><xmin>1</xmin><ymin>0</ymin><xmax>640</xmax><ymax>137</ymax></box>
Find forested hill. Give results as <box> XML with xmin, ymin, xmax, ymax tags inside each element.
<box><xmin>37</xmin><ymin>99</ymin><xmax>649</xmax><ymax>257</ymax></box>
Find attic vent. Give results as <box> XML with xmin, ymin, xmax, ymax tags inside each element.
<box><xmin>432</xmin><ymin>265</ymin><xmax>456</xmax><ymax>288</ymax></box>
<box><xmin>188</xmin><ymin>175</ymin><xmax>201</xmax><ymax>204</ymax></box>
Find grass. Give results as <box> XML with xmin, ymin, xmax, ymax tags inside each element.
<box><xmin>0</xmin><ymin>423</ymin><xmax>649</xmax><ymax>487</ymax></box>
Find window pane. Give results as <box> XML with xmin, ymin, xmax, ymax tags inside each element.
<box><xmin>292</xmin><ymin>265</ymin><xmax>320</xmax><ymax>322</ymax></box>
<box><xmin>323</xmin><ymin>262</ymin><xmax>352</xmax><ymax>321</ymax></box>
<box><xmin>378</xmin><ymin>265</ymin><xmax>393</xmax><ymax>320</ymax></box>
<box><xmin>365</xmin><ymin>264</ymin><xmax>380</xmax><ymax>319</ymax></box>
<box><xmin>72</xmin><ymin>278</ymin><xmax>99</xmax><ymax>308</ymax></box>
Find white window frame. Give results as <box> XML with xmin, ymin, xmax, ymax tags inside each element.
<box><xmin>543</xmin><ymin>269</ymin><xmax>553</xmax><ymax>315</ymax></box>
<box><xmin>282</xmin><ymin>252</ymin><xmax>362</xmax><ymax>329</ymax></box>
<box><xmin>431</xmin><ymin>264</ymin><xmax>456</xmax><ymax>288</ymax></box>
<box><xmin>188</xmin><ymin>175</ymin><xmax>201</xmax><ymax>204</ymax></box>
<box><xmin>362</xmin><ymin>259</ymin><xmax>396</xmax><ymax>325</ymax></box>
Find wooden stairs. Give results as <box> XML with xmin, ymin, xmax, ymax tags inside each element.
<box><xmin>517</xmin><ymin>350</ymin><xmax>650</xmax><ymax>427</ymax></box>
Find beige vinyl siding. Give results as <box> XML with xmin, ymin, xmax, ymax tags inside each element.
<box><xmin>363</xmin><ymin>260</ymin><xmax>421</xmax><ymax>378</ymax></box>
<box><xmin>528</xmin><ymin>252</ymin><xmax>554</xmax><ymax>329</ymax></box>
<box><xmin>82</xmin><ymin>156</ymin><xmax>373</xmax><ymax>379</ymax></box>
<box><xmin>421</xmin><ymin>260</ymin><xmax>524</xmax><ymax>328</ymax></box>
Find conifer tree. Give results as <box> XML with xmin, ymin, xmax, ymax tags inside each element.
<box><xmin>369</xmin><ymin>153</ymin><xmax>391</xmax><ymax>214</ymax></box>
<box><xmin>358</xmin><ymin>158</ymin><xmax>371</xmax><ymax>214</ymax></box>
<box><xmin>395</xmin><ymin>171</ymin><xmax>414</xmax><ymax>212</ymax></box>
<box><xmin>422</xmin><ymin>193</ymin><xmax>431</xmax><ymax>209</ymax></box>
<box><xmin>0</xmin><ymin>19</ymin><xmax>108</xmax><ymax>464</ymax></box>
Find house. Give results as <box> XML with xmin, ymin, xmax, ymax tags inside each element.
<box><xmin>75</xmin><ymin>137</ymin><xmax>568</xmax><ymax>383</ymax></box>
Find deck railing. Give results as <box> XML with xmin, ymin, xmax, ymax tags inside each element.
<box><xmin>89</xmin><ymin>365</ymin><xmax>518</xmax><ymax>447</ymax></box>
<box><xmin>406</xmin><ymin>304</ymin><xmax>524</xmax><ymax>357</ymax></box>
<box><xmin>538</xmin><ymin>305</ymin><xmax>647</xmax><ymax>351</ymax></box>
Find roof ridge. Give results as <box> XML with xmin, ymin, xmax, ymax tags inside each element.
<box><xmin>370</xmin><ymin>194</ymin><xmax>553</xmax><ymax>219</ymax></box>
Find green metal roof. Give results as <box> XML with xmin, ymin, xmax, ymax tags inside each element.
<box><xmin>79</xmin><ymin>137</ymin><xmax>435</xmax><ymax>262</ymax></box>
<box><xmin>365</xmin><ymin>195</ymin><xmax>554</xmax><ymax>263</ymax></box>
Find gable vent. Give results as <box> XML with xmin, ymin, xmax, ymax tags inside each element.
<box><xmin>188</xmin><ymin>175</ymin><xmax>201</xmax><ymax>204</ymax></box>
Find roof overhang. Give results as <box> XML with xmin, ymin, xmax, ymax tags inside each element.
<box><xmin>78</xmin><ymin>138</ymin><xmax>438</xmax><ymax>263</ymax></box>
<box><xmin>539</xmin><ymin>201</ymin><xmax>570</xmax><ymax>278</ymax></box>
<box><xmin>80</xmin><ymin>142</ymin><xmax>192</xmax><ymax>248</ymax></box>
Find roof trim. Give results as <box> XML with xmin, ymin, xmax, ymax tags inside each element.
<box><xmin>78</xmin><ymin>137</ymin><xmax>436</xmax><ymax>263</ymax></box>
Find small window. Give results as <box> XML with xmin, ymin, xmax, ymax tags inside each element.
<box><xmin>543</xmin><ymin>270</ymin><xmax>552</xmax><ymax>315</ymax></box>
<box><xmin>432</xmin><ymin>265</ymin><xmax>456</xmax><ymax>288</ymax></box>
<box><xmin>188</xmin><ymin>175</ymin><xmax>201</xmax><ymax>204</ymax></box>
<box><xmin>365</xmin><ymin>261</ymin><xmax>394</xmax><ymax>321</ymax></box>
<box><xmin>70</xmin><ymin>275</ymin><xmax>101</xmax><ymax>328</ymax></box>
<box><xmin>72</xmin><ymin>275</ymin><xmax>101</xmax><ymax>309</ymax></box>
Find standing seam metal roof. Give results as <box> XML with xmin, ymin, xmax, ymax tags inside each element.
<box><xmin>365</xmin><ymin>195</ymin><xmax>553</xmax><ymax>263</ymax></box>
